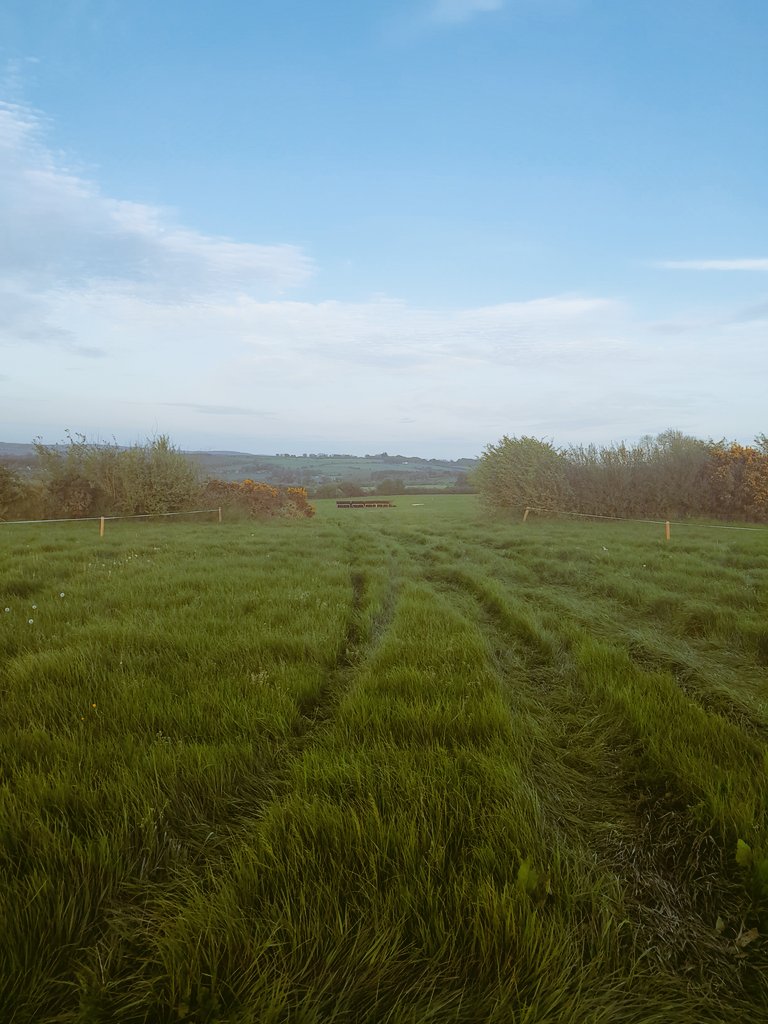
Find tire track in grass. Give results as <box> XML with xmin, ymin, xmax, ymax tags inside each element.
<box><xmin>95</xmin><ymin>539</ymin><xmax>415</xmax><ymax>1022</ymax></box>
<box><xmin>292</xmin><ymin>526</ymin><xmax>404</xmax><ymax>737</ymax></box>
<box><xmin>415</xmin><ymin>557</ymin><xmax>766</xmax><ymax>1000</ymax></box>
<box><xmin>382</xmin><ymin>530</ymin><xmax>766</xmax><ymax>1003</ymax></box>
<box><xmin>290</xmin><ymin>567</ymin><xmax>366</xmax><ymax>729</ymax></box>
<box><xmin>313</xmin><ymin>524</ymin><xmax>768</xmax><ymax>1003</ymax></box>
<box><xmin>144</xmin><ymin>578</ymin><xmax>622</xmax><ymax>1024</ymax></box>
<box><xmin>93</xmin><ymin>523</ymin><xmax>764</xmax><ymax>1021</ymax></box>
<box><xmin>514</xmin><ymin>570</ymin><xmax>768</xmax><ymax>742</ymax></box>
<box><xmin>335</xmin><ymin>517</ymin><xmax>766</xmax><ymax>1003</ymax></box>
<box><xmin>56</xmin><ymin>527</ymin><xmax>407</xmax><ymax>1024</ymax></box>
<box><xmin>564</xmin><ymin>635</ymin><xmax>768</xmax><ymax>1001</ymax></box>
<box><xmin>482</xmin><ymin>537</ymin><xmax>768</xmax><ymax>737</ymax></box>
<box><xmin>377</xmin><ymin>525</ymin><xmax>767</xmax><ymax>780</ymax></box>
<box><xmin>400</xmin><ymin>519</ymin><xmax>768</xmax><ymax>742</ymax></box>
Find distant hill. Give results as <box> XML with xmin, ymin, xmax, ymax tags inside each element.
<box><xmin>0</xmin><ymin>442</ymin><xmax>37</xmax><ymax>459</ymax></box>
<box><xmin>186</xmin><ymin>450</ymin><xmax>477</xmax><ymax>487</ymax></box>
<box><xmin>0</xmin><ymin>442</ymin><xmax>38</xmax><ymax>476</ymax></box>
<box><xmin>1</xmin><ymin>442</ymin><xmax>477</xmax><ymax>488</ymax></box>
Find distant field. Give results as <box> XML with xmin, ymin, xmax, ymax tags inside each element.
<box><xmin>1</xmin><ymin>495</ymin><xmax>767</xmax><ymax>1022</ymax></box>
<box><xmin>0</xmin><ymin>440</ymin><xmax>477</xmax><ymax>487</ymax></box>
<box><xmin>185</xmin><ymin>451</ymin><xmax>476</xmax><ymax>487</ymax></box>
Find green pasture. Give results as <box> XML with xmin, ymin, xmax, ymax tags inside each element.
<box><xmin>1</xmin><ymin>495</ymin><xmax>767</xmax><ymax>1022</ymax></box>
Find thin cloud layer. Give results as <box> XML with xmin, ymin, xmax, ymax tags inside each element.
<box><xmin>0</xmin><ymin>100</ymin><xmax>313</xmax><ymax>298</ymax></box>
<box><xmin>9</xmin><ymin>271</ymin><xmax>764</xmax><ymax>454</ymax></box>
<box><xmin>162</xmin><ymin>402</ymin><xmax>270</xmax><ymax>417</ymax></box>
<box><xmin>656</xmin><ymin>259</ymin><xmax>768</xmax><ymax>271</ymax></box>
<box><xmin>229</xmin><ymin>294</ymin><xmax>627</xmax><ymax>370</ymax></box>
<box><xmin>3</xmin><ymin>98</ymin><xmax>767</xmax><ymax>454</ymax></box>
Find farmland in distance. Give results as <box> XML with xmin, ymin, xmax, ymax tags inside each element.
<box><xmin>1</xmin><ymin>495</ymin><xmax>767</xmax><ymax>1023</ymax></box>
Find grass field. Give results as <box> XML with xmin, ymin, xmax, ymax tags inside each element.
<box><xmin>1</xmin><ymin>495</ymin><xmax>767</xmax><ymax>1023</ymax></box>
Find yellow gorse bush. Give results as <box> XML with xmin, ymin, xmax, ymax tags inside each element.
<box><xmin>202</xmin><ymin>478</ymin><xmax>315</xmax><ymax>518</ymax></box>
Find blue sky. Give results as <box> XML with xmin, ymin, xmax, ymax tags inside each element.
<box><xmin>1</xmin><ymin>0</ymin><xmax>766</xmax><ymax>457</ymax></box>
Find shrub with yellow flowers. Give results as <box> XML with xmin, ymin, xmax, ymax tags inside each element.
<box><xmin>202</xmin><ymin>479</ymin><xmax>315</xmax><ymax>519</ymax></box>
<box><xmin>705</xmin><ymin>442</ymin><xmax>768</xmax><ymax>521</ymax></box>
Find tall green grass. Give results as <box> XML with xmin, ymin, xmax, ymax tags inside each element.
<box><xmin>1</xmin><ymin>499</ymin><xmax>766</xmax><ymax>1022</ymax></box>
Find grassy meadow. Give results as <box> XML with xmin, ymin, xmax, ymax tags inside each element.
<box><xmin>1</xmin><ymin>495</ymin><xmax>767</xmax><ymax>1023</ymax></box>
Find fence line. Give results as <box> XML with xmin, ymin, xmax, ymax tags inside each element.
<box><xmin>523</xmin><ymin>506</ymin><xmax>767</xmax><ymax>534</ymax></box>
<box><xmin>0</xmin><ymin>508</ymin><xmax>221</xmax><ymax>527</ymax></box>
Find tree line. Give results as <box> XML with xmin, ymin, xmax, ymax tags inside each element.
<box><xmin>0</xmin><ymin>433</ymin><xmax>313</xmax><ymax>521</ymax></box>
<box><xmin>474</xmin><ymin>430</ymin><xmax>768</xmax><ymax>522</ymax></box>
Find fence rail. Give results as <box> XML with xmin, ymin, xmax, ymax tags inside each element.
<box><xmin>523</xmin><ymin>505</ymin><xmax>767</xmax><ymax>536</ymax></box>
<box><xmin>0</xmin><ymin>508</ymin><xmax>222</xmax><ymax>532</ymax></box>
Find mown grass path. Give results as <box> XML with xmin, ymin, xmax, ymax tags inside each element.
<box><xmin>1</xmin><ymin>496</ymin><xmax>766</xmax><ymax>1022</ymax></box>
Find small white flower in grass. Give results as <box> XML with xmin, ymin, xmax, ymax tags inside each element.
<box><xmin>3</xmin><ymin>608</ymin><xmax>9</xmax><ymax>613</ymax></box>
<box><xmin>28</xmin><ymin>618</ymin><xmax>34</xmax><ymax>624</ymax></box>
<box><xmin>31</xmin><ymin>604</ymin><xmax>37</xmax><ymax>610</ymax></box>
<box><xmin>59</xmin><ymin>592</ymin><xmax>65</xmax><ymax>598</ymax></box>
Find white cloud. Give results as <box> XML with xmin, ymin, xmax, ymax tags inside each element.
<box><xmin>162</xmin><ymin>402</ymin><xmax>270</xmax><ymax>417</ymax></box>
<box><xmin>5</xmin><ymin>268</ymin><xmax>766</xmax><ymax>453</ymax></box>
<box><xmin>429</xmin><ymin>0</ymin><xmax>505</xmax><ymax>25</ymax></box>
<box><xmin>11</xmin><ymin>270</ymin><xmax>758</xmax><ymax>454</ymax></box>
<box><xmin>655</xmin><ymin>259</ymin><xmax>768</xmax><ymax>271</ymax></box>
<box><xmin>12</xmin><ymin>284</ymin><xmax>625</xmax><ymax>372</ymax></box>
<box><xmin>2</xmin><ymin>98</ymin><xmax>767</xmax><ymax>455</ymax></box>
<box><xmin>216</xmin><ymin>293</ymin><xmax>624</xmax><ymax>370</ymax></box>
<box><xmin>730</xmin><ymin>300</ymin><xmax>768</xmax><ymax>324</ymax></box>
<box><xmin>0</xmin><ymin>100</ymin><xmax>313</xmax><ymax>299</ymax></box>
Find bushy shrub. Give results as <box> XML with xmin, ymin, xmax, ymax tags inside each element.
<box><xmin>33</xmin><ymin>432</ymin><xmax>200</xmax><ymax>518</ymax></box>
<box><xmin>0</xmin><ymin>464</ymin><xmax>41</xmax><ymax>521</ymax></box>
<box><xmin>474</xmin><ymin>436</ymin><xmax>571</xmax><ymax>514</ymax></box>
<box><xmin>202</xmin><ymin>479</ymin><xmax>315</xmax><ymax>519</ymax></box>
<box><xmin>475</xmin><ymin>430</ymin><xmax>768</xmax><ymax>522</ymax></box>
<box><xmin>705</xmin><ymin>441</ymin><xmax>768</xmax><ymax>521</ymax></box>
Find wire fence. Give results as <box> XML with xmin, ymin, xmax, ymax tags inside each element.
<box><xmin>523</xmin><ymin>506</ymin><xmax>767</xmax><ymax>535</ymax></box>
<box><xmin>0</xmin><ymin>508</ymin><xmax>222</xmax><ymax>530</ymax></box>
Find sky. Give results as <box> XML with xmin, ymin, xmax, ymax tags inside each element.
<box><xmin>1</xmin><ymin>0</ymin><xmax>766</xmax><ymax>458</ymax></box>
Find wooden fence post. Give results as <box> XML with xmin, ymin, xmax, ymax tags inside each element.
<box><xmin>665</xmin><ymin>520</ymin><xmax>671</xmax><ymax>542</ymax></box>
<box><xmin>99</xmin><ymin>516</ymin><xmax>105</xmax><ymax>538</ymax></box>
<box><xmin>523</xmin><ymin>508</ymin><xmax>530</xmax><ymax>522</ymax></box>
<box><xmin>218</xmin><ymin>507</ymin><xmax>222</xmax><ymax>524</ymax></box>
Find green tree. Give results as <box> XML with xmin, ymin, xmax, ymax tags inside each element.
<box><xmin>338</xmin><ymin>481</ymin><xmax>363</xmax><ymax>498</ymax></box>
<box><xmin>117</xmin><ymin>435</ymin><xmax>200</xmax><ymax>515</ymax></box>
<box><xmin>449</xmin><ymin>472</ymin><xmax>475</xmax><ymax>493</ymax></box>
<box><xmin>0</xmin><ymin>464</ymin><xmax>29</xmax><ymax>520</ymax></box>
<box><xmin>650</xmin><ymin>430</ymin><xmax>710</xmax><ymax>516</ymax></box>
<box><xmin>564</xmin><ymin>431</ymin><xmax>709</xmax><ymax>519</ymax></box>
<box><xmin>314</xmin><ymin>483</ymin><xmax>341</xmax><ymax>499</ymax></box>
<box><xmin>33</xmin><ymin>432</ymin><xmax>104</xmax><ymax>517</ymax></box>
<box><xmin>474</xmin><ymin>436</ymin><xmax>570</xmax><ymax>513</ymax></box>
<box><xmin>33</xmin><ymin>432</ymin><xmax>200</xmax><ymax>518</ymax></box>
<box><xmin>374</xmin><ymin>477</ymin><xmax>406</xmax><ymax>495</ymax></box>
